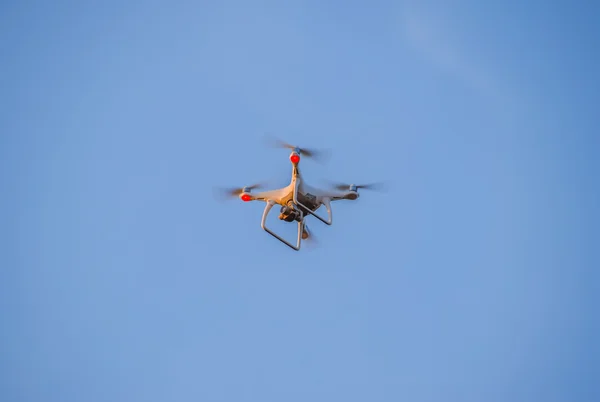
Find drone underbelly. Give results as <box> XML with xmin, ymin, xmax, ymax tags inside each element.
<box><xmin>278</xmin><ymin>191</ymin><xmax>319</xmax><ymax>212</ymax></box>
<box><xmin>296</xmin><ymin>192</ymin><xmax>319</xmax><ymax>211</ymax></box>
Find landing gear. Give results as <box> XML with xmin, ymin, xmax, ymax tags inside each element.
<box><xmin>261</xmin><ymin>200</ymin><xmax>304</xmax><ymax>251</ymax></box>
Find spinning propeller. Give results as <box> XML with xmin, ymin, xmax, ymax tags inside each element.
<box><xmin>302</xmin><ymin>224</ymin><xmax>319</xmax><ymax>248</ymax></box>
<box><xmin>264</xmin><ymin>134</ymin><xmax>331</xmax><ymax>163</ymax></box>
<box><xmin>326</xmin><ymin>181</ymin><xmax>386</xmax><ymax>192</ymax></box>
<box><xmin>213</xmin><ymin>183</ymin><xmax>264</xmax><ymax>201</ymax></box>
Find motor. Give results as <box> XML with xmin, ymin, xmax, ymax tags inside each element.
<box><xmin>279</xmin><ymin>205</ymin><xmax>302</xmax><ymax>222</ymax></box>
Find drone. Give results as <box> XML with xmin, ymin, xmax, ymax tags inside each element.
<box><xmin>216</xmin><ymin>138</ymin><xmax>383</xmax><ymax>250</ymax></box>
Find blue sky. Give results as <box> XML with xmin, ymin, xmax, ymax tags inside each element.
<box><xmin>1</xmin><ymin>1</ymin><xmax>598</xmax><ymax>401</ymax></box>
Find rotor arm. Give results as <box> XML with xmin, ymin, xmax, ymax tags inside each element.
<box><xmin>249</xmin><ymin>188</ymin><xmax>287</xmax><ymax>202</ymax></box>
<box><xmin>325</xmin><ymin>193</ymin><xmax>348</xmax><ymax>202</ymax></box>
<box><xmin>314</xmin><ymin>188</ymin><xmax>359</xmax><ymax>202</ymax></box>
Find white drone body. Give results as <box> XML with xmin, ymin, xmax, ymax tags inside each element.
<box><xmin>235</xmin><ymin>147</ymin><xmax>365</xmax><ymax>251</ymax></box>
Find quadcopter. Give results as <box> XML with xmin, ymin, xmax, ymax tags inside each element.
<box><xmin>217</xmin><ymin>138</ymin><xmax>383</xmax><ymax>250</ymax></box>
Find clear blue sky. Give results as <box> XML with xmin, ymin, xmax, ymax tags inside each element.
<box><xmin>2</xmin><ymin>1</ymin><xmax>598</xmax><ymax>401</ymax></box>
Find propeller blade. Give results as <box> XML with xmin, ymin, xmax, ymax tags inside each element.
<box><xmin>302</xmin><ymin>225</ymin><xmax>319</xmax><ymax>249</ymax></box>
<box><xmin>245</xmin><ymin>183</ymin><xmax>264</xmax><ymax>191</ymax></box>
<box><xmin>325</xmin><ymin>180</ymin><xmax>387</xmax><ymax>192</ymax></box>
<box><xmin>297</xmin><ymin>146</ymin><xmax>331</xmax><ymax>162</ymax></box>
<box><xmin>213</xmin><ymin>182</ymin><xmax>265</xmax><ymax>201</ymax></box>
<box><xmin>263</xmin><ymin>134</ymin><xmax>331</xmax><ymax>163</ymax></box>
<box><xmin>264</xmin><ymin>134</ymin><xmax>299</xmax><ymax>152</ymax></box>
<box><xmin>355</xmin><ymin>182</ymin><xmax>386</xmax><ymax>191</ymax></box>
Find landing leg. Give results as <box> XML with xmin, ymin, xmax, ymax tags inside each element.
<box><xmin>261</xmin><ymin>200</ymin><xmax>305</xmax><ymax>251</ymax></box>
